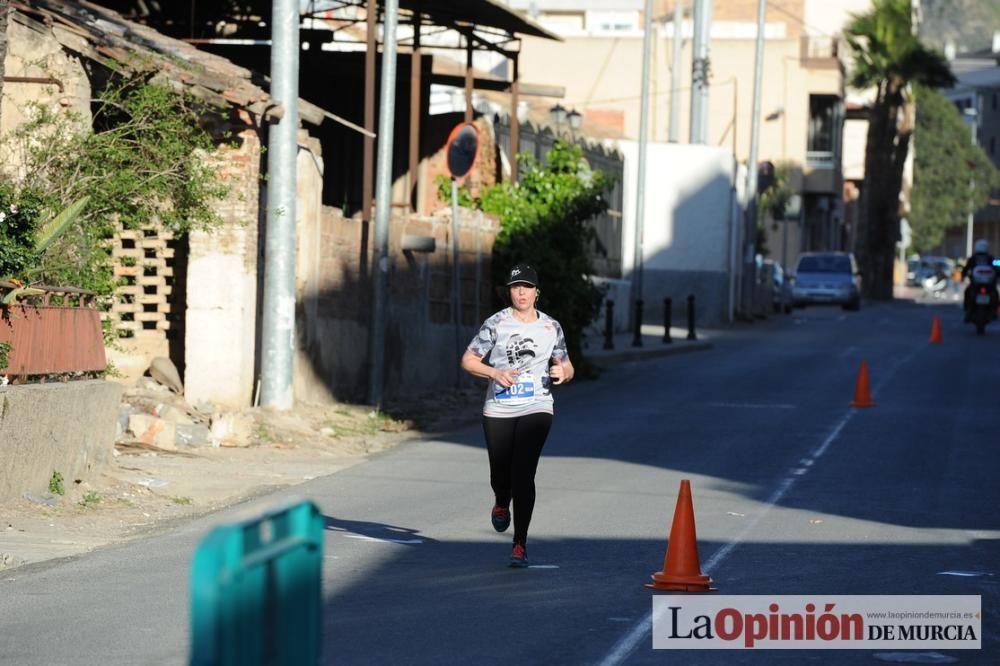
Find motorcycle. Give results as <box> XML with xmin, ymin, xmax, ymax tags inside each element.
<box><xmin>921</xmin><ymin>273</ymin><xmax>952</xmax><ymax>299</ymax></box>
<box><xmin>966</xmin><ymin>263</ymin><xmax>998</xmax><ymax>335</ymax></box>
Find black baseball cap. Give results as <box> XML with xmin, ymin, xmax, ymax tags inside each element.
<box><xmin>506</xmin><ymin>263</ymin><xmax>538</xmax><ymax>287</ymax></box>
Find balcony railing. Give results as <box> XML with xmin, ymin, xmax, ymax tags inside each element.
<box><xmin>0</xmin><ymin>282</ymin><xmax>107</xmax><ymax>380</ymax></box>
<box><xmin>801</xmin><ymin>37</ymin><xmax>840</xmax><ymax>64</ymax></box>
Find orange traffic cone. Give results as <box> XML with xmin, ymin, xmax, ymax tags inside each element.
<box><xmin>849</xmin><ymin>360</ymin><xmax>875</xmax><ymax>408</ymax></box>
<box><xmin>646</xmin><ymin>480</ymin><xmax>715</xmax><ymax>592</ymax></box>
<box><xmin>929</xmin><ymin>316</ymin><xmax>943</xmax><ymax>344</ymax></box>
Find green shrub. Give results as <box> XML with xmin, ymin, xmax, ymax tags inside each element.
<box><xmin>48</xmin><ymin>471</ymin><xmax>65</xmax><ymax>496</ymax></box>
<box><xmin>0</xmin><ymin>183</ymin><xmax>45</xmax><ymax>278</ymax></box>
<box><xmin>442</xmin><ymin>141</ymin><xmax>611</xmax><ymax>368</ymax></box>
<box><xmin>0</xmin><ymin>77</ymin><xmax>229</xmax><ymax>296</ymax></box>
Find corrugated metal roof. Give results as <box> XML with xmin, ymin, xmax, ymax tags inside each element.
<box><xmin>396</xmin><ymin>0</ymin><xmax>559</xmax><ymax>41</ymax></box>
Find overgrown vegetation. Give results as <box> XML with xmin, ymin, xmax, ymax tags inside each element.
<box><xmin>48</xmin><ymin>471</ymin><xmax>65</xmax><ymax>496</ymax></box>
<box><xmin>441</xmin><ymin>141</ymin><xmax>611</xmax><ymax>368</ymax></box>
<box><xmin>910</xmin><ymin>86</ymin><xmax>1000</xmax><ymax>253</ymax></box>
<box><xmin>0</xmin><ymin>182</ymin><xmax>45</xmax><ymax>279</ymax></box>
<box><xmin>79</xmin><ymin>491</ymin><xmax>101</xmax><ymax>507</ymax></box>
<box><xmin>0</xmin><ymin>341</ymin><xmax>10</xmax><ymax>371</ymax></box>
<box><xmin>0</xmin><ymin>76</ymin><xmax>228</xmax><ymax>296</ymax></box>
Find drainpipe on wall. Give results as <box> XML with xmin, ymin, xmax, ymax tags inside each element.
<box><xmin>631</xmin><ymin>0</ymin><xmax>654</xmax><ymax>346</ymax></box>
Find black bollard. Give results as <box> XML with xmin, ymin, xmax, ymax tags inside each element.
<box><xmin>603</xmin><ymin>300</ymin><xmax>614</xmax><ymax>350</ymax></box>
<box><xmin>663</xmin><ymin>297</ymin><xmax>672</xmax><ymax>344</ymax></box>
<box><xmin>686</xmin><ymin>294</ymin><xmax>697</xmax><ymax>340</ymax></box>
<box><xmin>632</xmin><ymin>299</ymin><xmax>644</xmax><ymax>347</ymax></box>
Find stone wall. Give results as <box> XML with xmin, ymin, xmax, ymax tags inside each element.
<box><xmin>0</xmin><ymin>381</ymin><xmax>122</xmax><ymax>503</ymax></box>
<box><xmin>295</xmin><ymin>205</ymin><xmax>500</xmax><ymax>404</ymax></box>
<box><xmin>1</xmin><ymin>14</ymin><xmax>91</xmax><ymax>149</ymax></box>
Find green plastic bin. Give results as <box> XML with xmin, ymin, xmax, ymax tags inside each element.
<box><xmin>190</xmin><ymin>499</ymin><xmax>323</xmax><ymax>665</ymax></box>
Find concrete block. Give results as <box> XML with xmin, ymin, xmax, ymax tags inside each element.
<box><xmin>149</xmin><ymin>356</ymin><xmax>184</xmax><ymax>394</ymax></box>
<box><xmin>128</xmin><ymin>413</ymin><xmax>177</xmax><ymax>451</ymax></box>
<box><xmin>176</xmin><ymin>423</ymin><xmax>212</xmax><ymax>448</ymax></box>
<box><xmin>153</xmin><ymin>404</ymin><xmax>195</xmax><ymax>425</ymax></box>
<box><xmin>210</xmin><ymin>412</ymin><xmax>254</xmax><ymax>448</ymax></box>
<box><xmin>0</xmin><ymin>381</ymin><xmax>123</xmax><ymax>503</ymax></box>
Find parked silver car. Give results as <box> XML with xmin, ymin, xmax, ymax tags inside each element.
<box><xmin>792</xmin><ymin>252</ymin><xmax>862</xmax><ymax>310</ymax></box>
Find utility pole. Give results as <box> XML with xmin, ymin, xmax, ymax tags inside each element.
<box><xmin>669</xmin><ymin>0</ymin><xmax>683</xmax><ymax>143</ymax></box>
<box><xmin>689</xmin><ymin>0</ymin><xmax>712</xmax><ymax>144</ymax></box>
<box><xmin>743</xmin><ymin>0</ymin><xmax>767</xmax><ymax>318</ymax></box>
<box><xmin>632</xmin><ymin>0</ymin><xmax>655</xmax><ymax>346</ymax></box>
<box><xmin>260</xmin><ymin>0</ymin><xmax>300</xmax><ymax>409</ymax></box>
<box><xmin>367</xmin><ymin>0</ymin><xmax>400</xmax><ymax>407</ymax></box>
<box><xmin>964</xmin><ymin>107</ymin><xmax>978</xmax><ymax>258</ymax></box>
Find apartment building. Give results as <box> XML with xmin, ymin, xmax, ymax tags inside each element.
<box><xmin>938</xmin><ymin>33</ymin><xmax>1000</xmax><ymax>256</ymax></box>
<box><xmin>501</xmin><ymin>0</ymin><xmax>874</xmax><ymax>268</ymax></box>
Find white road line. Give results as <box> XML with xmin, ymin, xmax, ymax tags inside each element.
<box><xmin>872</xmin><ymin>348</ymin><xmax>921</xmax><ymax>394</ymax></box>
<box><xmin>707</xmin><ymin>402</ymin><xmax>797</xmax><ymax>410</ymax></box>
<box><xmin>341</xmin><ymin>534</ymin><xmax>424</xmax><ymax>545</ymax></box>
<box><xmin>811</xmin><ymin>412</ymin><xmax>855</xmax><ymax>460</ymax></box>
<box><xmin>599</xmin><ymin>346</ymin><xmax>921</xmax><ymax>666</ymax></box>
<box><xmin>599</xmin><ymin>471</ymin><xmax>802</xmax><ymax>666</ymax></box>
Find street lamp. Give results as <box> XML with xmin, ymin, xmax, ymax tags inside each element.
<box><xmin>963</xmin><ymin>107</ymin><xmax>978</xmax><ymax>258</ymax></box>
<box><xmin>567</xmin><ymin>108</ymin><xmax>582</xmax><ymax>142</ymax></box>
<box><xmin>549</xmin><ymin>103</ymin><xmax>567</xmax><ymax>138</ymax></box>
<box><xmin>516</xmin><ymin>100</ymin><xmax>529</xmax><ymax>125</ymax></box>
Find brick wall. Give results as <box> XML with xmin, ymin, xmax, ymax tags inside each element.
<box><xmin>421</xmin><ymin>116</ymin><xmax>499</xmax><ymax>214</ymax></box>
<box><xmin>183</xmin><ymin>123</ymin><xmax>262</xmax><ymax>407</ymax></box>
<box><xmin>295</xmin><ymin>204</ymin><xmax>500</xmax><ymax>404</ymax></box>
<box><xmin>109</xmin><ymin>228</ymin><xmax>178</xmax><ymax>339</ymax></box>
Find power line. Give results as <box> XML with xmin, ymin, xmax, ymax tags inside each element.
<box><xmin>565</xmin><ymin>79</ymin><xmax>737</xmax><ymax>108</ymax></box>
<box><xmin>765</xmin><ymin>0</ymin><xmax>833</xmax><ymax>39</ymax></box>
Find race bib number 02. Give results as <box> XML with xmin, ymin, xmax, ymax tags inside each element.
<box><xmin>495</xmin><ymin>372</ymin><xmax>535</xmax><ymax>403</ymax></box>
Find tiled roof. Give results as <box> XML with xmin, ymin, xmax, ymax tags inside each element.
<box><xmin>12</xmin><ymin>0</ymin><xmax>325</xmax><ymax>125</ymax></box>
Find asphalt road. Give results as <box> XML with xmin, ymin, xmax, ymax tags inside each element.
<box><xmin>1</xmin><ymin>300</ymin><xmax>998</xmax><ymax>665</ymax></box>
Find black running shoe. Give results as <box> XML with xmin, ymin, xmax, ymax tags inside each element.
<box><xmin>509</xmin><ymin>542</ymin><xmax>528</xmax><ymax>568</ymax></box>
<box><xmin>491</xmin><ymin>505</ymin><xmax>511</xmax><ymax>532</ymax></box>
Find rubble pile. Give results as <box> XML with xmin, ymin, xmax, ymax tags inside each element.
<box><xmin>116</xmin><ymin>357</ymin><xmax>255</xmax><ymax>451</ymax></box>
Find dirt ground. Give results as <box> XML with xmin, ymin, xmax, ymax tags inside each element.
<box><xmin>0</xmin><ymin>388</ymin><xmax>484</xmax><ymax>572</ymax></box>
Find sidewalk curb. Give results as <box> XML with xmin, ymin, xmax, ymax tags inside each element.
<box><xmin>589</xmin><ymin>339</ymin><xmax>713</xmax><ymax>367</ymax></box>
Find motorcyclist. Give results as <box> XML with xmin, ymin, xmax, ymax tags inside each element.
<box><xmin>961</xmin><ymin>239</ymin><xmax>999</xmax><ymax>320</ymax></box>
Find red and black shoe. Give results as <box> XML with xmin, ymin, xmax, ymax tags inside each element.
<box><xmin>509</xmin><ymin>542</ymin><xmax>528</xmax><ymax>568</ymax></box>
<box><xmin>491</xmin><ymin>505</ymin><xmax>511</xmax><ymax>532</ymax></box>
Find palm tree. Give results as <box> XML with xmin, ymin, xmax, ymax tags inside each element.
<box><xmin>845</xmin><ymin>0</ymin><xmax>954</xmax><ymax>300</ymax></box>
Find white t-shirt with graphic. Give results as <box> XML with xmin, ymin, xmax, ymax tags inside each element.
<box><xmin>467</xmin><ymin>308</ymin><xmax>569</xmax><ymax>418</ymax></box>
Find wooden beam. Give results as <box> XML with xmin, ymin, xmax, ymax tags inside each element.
<box><xmin>409</xmin><ymin>19</ymin><xmax>422</xmax><ymax>213</ymax></box>
<box><xmin>362</xmin><ymin>1</ymin><xmax>376</xmax><ymax>224</ymax></box>
<box><xmin>429</xmin><ymin>74</ymin><xmax>564</xmax><ymax>98</ymax></box>
<box><xmin>464</xmin><ymin>37</ymin><xmax>473</xmax><ymax>123</ymax></box>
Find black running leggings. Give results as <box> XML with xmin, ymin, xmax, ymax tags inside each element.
<box><xmin>482</xmin><ymin>412</ymin><xmax>553</xmax><ymax>545</ymax></box>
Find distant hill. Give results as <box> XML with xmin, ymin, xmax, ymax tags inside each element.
<box><xmin>919</xmin><ymin>0</ymin><xmax>1000</xmax><ymax>54</ymax></box>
